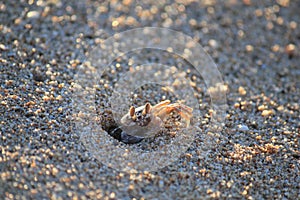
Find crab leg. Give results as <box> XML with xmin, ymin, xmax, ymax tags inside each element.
<box><xmin>154</xmin><ymin>103</ymin><xmax>193</xmax><ymax>127</ymax></box>
<box><xmin>151</xmin><ymin>100</ymin><xmax>171</xmax><ymax>111</ymax></box>
<box><xmin>170</xmin><ymin>103</ymin><xmax>193</xmax><ymax>116</ymax></box>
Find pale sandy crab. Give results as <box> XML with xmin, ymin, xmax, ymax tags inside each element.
<box><xmin>111</xmin><ymin>100</ymin><xmax>193</xmax><ymax>144</ymax></box>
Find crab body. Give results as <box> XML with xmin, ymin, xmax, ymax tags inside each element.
<box><xmin>119</xmin><ymin>100</ymin><xmax>193</xmax><ymax>139</ymax></box>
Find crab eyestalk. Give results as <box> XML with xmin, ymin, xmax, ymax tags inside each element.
<box><xmin>129</xmin><ymin>106</ymin><xmax>137</xmax><ymax>121</ymax></box>
<box><xmin>142</xmin><ymin>103</ymin><xmax>151</xmax><ymax>116</ymax></box>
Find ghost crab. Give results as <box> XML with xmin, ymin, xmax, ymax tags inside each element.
<box><xmin>119</xmin><ymin>100</ymin><xmax>193</xmax><ymax>138</ymax></box>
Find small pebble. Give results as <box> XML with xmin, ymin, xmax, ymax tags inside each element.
<box><xmin>238</xmin><ymin>124</ymin><xmax>249</xmax><ymax>131</ymax></box>
<box><xmin>277</xmin><ymin>105</ymin><xmax>284</xmax><ymax>111</ymax></box>
<box><xmin>234</xmin><ymin>103</ymin><xmax>240</xmax><ymax>108</ymax></box>
<box><xmin>261</xmin><ymin>110</ymin><xmax>274</xmax><ymax>117</ymax></box>
<box><xmin>208</xmin><ymin>39</ymin><xmax>218</xmax><ymax>48</ymax></box>
<box><xmin>285</xmin><ymin>44</ymin><xmax>296</xmax><ymax>57</ymax></box>
<box><xmin>245</xmin><ymin>45</ymin><xmax>253</xmax><ymax>52</ymax></box>
<box><xmin>52</xmin><ymin>168</ymin><xmax>59</xmax><ymax>176</ymax></box>
<box><xmin>0</xmin><ymin>43</ymin><xmax>7</xmax><ymax>50</ymax></box>
<box><xmin>27</xmin><ymin>11</ymin><xmax>39</xmax><ymax>18</ymax></box>
<box><xmin>289</xmin><ymin>21</ymin><xmax>297</xmax><ymax>29</ymax></box>
<box><xmin>257</xmin><ymin>105</ymin><xmax>266</xmax><ymax>111</ymax></box>
<box><xmin>238</xmin><ymin>86</ymin><xmax>247</xmax><ymax>95</ymax></box>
